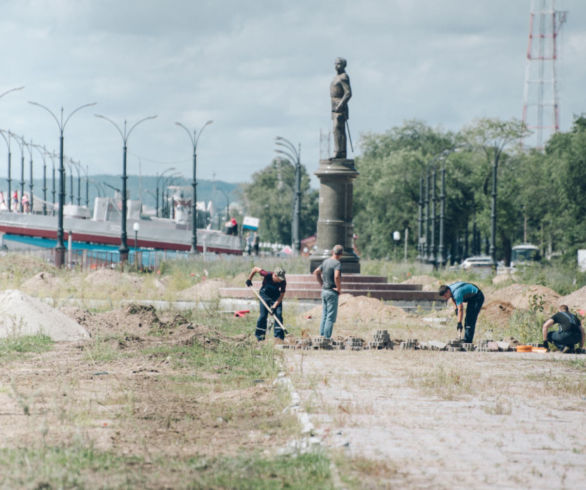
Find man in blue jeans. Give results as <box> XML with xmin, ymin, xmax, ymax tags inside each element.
<box><xmin>439</xmin><ymin>282</ymin><xmax>485</xmax><ymax>343</ymax></box>
<box><xmin>313</xmin><ymin>244</ymin><xmax>343</xmax><ymax>338</ymax></box>
<box><xmin>246</xmin><ymin>266</ymin><xmax>287</xmax><ymax>341</ymax></box>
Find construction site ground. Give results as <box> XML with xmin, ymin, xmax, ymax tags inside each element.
<box><xmin>0</xmin><ymin>263</ymin><xmax>584</xmax><ymax>488</ymax></box>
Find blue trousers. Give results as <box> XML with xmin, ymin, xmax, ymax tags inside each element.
<box><xmin>320</xmin><ymin>289</ymin><xmax>339</xmax><ymax>339</ymax></box>
<box><xmin>255</xmin><ymin>295</ymin><xmax>284</xmax><ymax>341</ymax></box>
<box><xmin>547</xmin><ymin>329</ymin><xmax>581</xmax><ymax>351</ymax></box>
<box><xmin>463</xmin><ymin>291</ymin><xmax>484</xmax><ymax>343</ymax></box>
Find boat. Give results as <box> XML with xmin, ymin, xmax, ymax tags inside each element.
<box><xmin>0</xmin><ymin>196</ymin><xmax>243</xmax><ymax>255</ymax></box>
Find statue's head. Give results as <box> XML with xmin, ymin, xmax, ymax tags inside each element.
<box><xmin>335</xmin><ymin>57</ymin><xmax>347</xmax><ymax>70</ymax></box>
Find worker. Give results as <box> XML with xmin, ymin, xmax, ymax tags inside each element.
<box><xmin>439</xmin><ymin>282</ymin><xmax>485</xmax><ymax>343</ymax></box>
<box><xmin>542</xmin><ymin>305</ymin><xmax>584</xmax><ymax>353</ymax></box>
<box><xmin>313</xmin><ymin>244</ymin><xmax>343</xmax><ymax>338</ymax></box>
<box><xmin>246</xmin><ymin>266</ymin><xmax>286</xmax><ymax>341</ymax></box>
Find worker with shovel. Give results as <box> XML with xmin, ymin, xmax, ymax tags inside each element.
<box><xmin>439</xmin><ymin>282</ymin><xmax>485</xmax><ymax>343</ymax></box>
<box><xmin>246</xmin><ymin>266</ymin><xmax>287</xmax><ymax>341</ymax></box>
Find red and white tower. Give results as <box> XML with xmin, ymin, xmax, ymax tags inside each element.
<box><xmin>522</xmin><ymin>0</ymin><xmax>567</xmax><ymax>149</ymax></box>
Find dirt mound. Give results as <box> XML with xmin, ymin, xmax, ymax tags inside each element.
<box><xmin>401</xmin><ymin>275</ymin><xmax>440</xmax><ymax>292</ymax></box>
<box><xmin>20</xmin><ymin>271</ymin><xmax>64</xmax><ymax>294</ymax></box>
<box><xmin>559</xmin><ymin>286</ymin><xmax>586</xmax><ymax>313</ymax></box>
<box><xmin>177</xmin><ymin>279</ymin><xmax>226</xmax><ymax>301</ymax></box>
<box><xmin>0</xmin><ymin>290</ymin><xmax>88</xmax><ymax>341</ymax></box>
<box><xmin>490</xmin><ymin>284</ymin><xmax>560</xmax><ymax>313</ymax></box>
<box><xmin>302</xmin><ymin>294</ymin><xmax>408</xmax><ymax>325</ymax></box>
<box><xmin>482</xmin><ymin>300</ymin><xmax>516</xmax><ymax>325</ymax></box>
<box><xmin>84</xmin><ymin>269</ymin><xmax>143</xmax><ymax>288</ymax></box>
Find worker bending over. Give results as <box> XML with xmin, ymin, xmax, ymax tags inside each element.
<box><xmin>246</xmin><ymin>266</ymin><xmax>286</xmax><ymax>341</ymax></box>
<box><xmin>439</xmin><ymin>282</ymin><xmax>485</xmax><ymax>343</ymax></box>
<box><xmin>542</xmin><ymin>305</ymin><xmax>584</xmax><ymax>353</ymax></box>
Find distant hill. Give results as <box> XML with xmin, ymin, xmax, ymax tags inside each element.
<box><xmin>6</xmin><ymin>175</ymin><xmax>242</xmax><ymax>214</ymax></box>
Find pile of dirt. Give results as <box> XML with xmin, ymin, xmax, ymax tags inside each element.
<box><xmin>177</xmin><ymin>279</ymin><xmax>226</xmax><ymax>301</ymax></box>
<box><xmin>0</xmin><ymin>290</ymin><xmax>88</xmax><ymax>341</ymax></box>
<box><xmin>559</xmin><ymin>286</ymin><xmax>586</xmax><ymax>313</ymax></box>
<box><xmin>84</xmin><ymin>269</ymin><xmax>143</xmax><ymax>289</ymax></box>
<box><xmin>20</xmin><ymin>271</ymin><xmax>65</xmax><ymax>295</ymax></box>
<box><xmin>482</xmin><ymin>300</ymin><xmax>516</xmax><ymax>325</ymax></box>
<box><xmin>401</xmin><ymin>275</ymin><xmax>441</xmax><ymax>292</ymax></box>
<box><xmin>302</xmin><ymin>294</ymin><xmax>409</xmax><ymax>325</ymax></box>
<box><xmin>489</xmin><ymin>284</ymin><xmax>560</xmax><ymax>313</ymax></box>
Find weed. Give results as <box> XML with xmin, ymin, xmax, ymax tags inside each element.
<box><xmin>408</xmin><ymin>364</ymin><xmax>477</xmax><ymax>400</ymax></box>
<box><xmin>0</xmin><ymin>334</ymin><xmax>53</xmax><ymax>361</ymax></box>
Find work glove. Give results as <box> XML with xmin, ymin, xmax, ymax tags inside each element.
<box><xmin>457</xmin><ymin>322</ymin><xmax>463</xmax><ymax>332</ymax></box>
<box><xmin>245</xmin><ymin>279</ymin><xmax>252</xmax><ymax>287</ymax></box>
<box><xmin>542</xmin><ymin>340</ymin><xmax>549</xmax><ymax>351</ymax></box>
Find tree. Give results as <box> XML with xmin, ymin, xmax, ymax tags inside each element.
<box><xmin>461</xmin><ymin>118</ymin><xmax>529</xmax><ymax>265</ymax></box>
<box><xmin>242</xmin><ymin>158</ymin><xmax>317</xmax><ymax>244</ymax></box>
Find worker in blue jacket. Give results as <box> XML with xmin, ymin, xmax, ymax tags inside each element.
<box><xmin>439</xmin><ymin>282</ymin><xmax>485</xmax><ymax>343</ymax></box>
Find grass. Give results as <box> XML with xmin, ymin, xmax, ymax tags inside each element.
<box><xmin>0</xmin><ymin>445</ymin><xmax>334</xmax><ymax>489</ymax></box>
<box><xmin>0</xmin><ymin>334</ymin><xmax>53</xmax><ymax>361</ymax></box>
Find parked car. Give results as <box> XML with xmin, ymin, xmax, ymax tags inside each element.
<box><xmin>460</xmin><ymin>255</ymin><xmax>494</xmax><ymax>270</ymax></box>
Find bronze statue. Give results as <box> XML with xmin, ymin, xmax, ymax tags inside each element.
<box><xmin>330</xmin><ymin>57</ymin><xmax>352</xmax><ymax>159</ymax></box>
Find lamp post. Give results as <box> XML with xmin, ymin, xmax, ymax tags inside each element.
<box><xmin>33</xmin><ymin>145</ymin><xmax>48</xmax><ymax>215</ymax></box>
<box><xmin>29</xmin><ymin>101</ymin><xmax>96</xmax><ymax>267</ymax></box>
<box><xmin>95</xmin><ymin>113</ymin><xmax>157</xmax><ymax>263</ymax></box>
<box><xmin>0</xmin><ymin>130</ymin><xmax>12</xmax><ymax>211</ymax></box>
<box><xmin>275</xmin><ymin>136</ymin><xmax>302</xmax><ymax>254</ymax></box>
<box><xmin>155</xmin><ymin>167</ymin><xmax>176</xmax><ymax>217</ymax></box>
<box><xmin>25</xmin><ymin>139</ymin><xmax>34</xmax><ymax>212</ymax></box>
<box><xmin>175</xmin><ymin>120</ymin><xmax>213</xmax><ymax>254</ymax></box>
<box><xmin>12</xmin><ymin>135</ymin><xmax>25</xmax><ymax>213</ymax></box>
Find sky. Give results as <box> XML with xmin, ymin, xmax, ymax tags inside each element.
<box><xmin>0</xmin><ymin>0</ymin><xmax>584</xmax><ymax>187</ymax></box>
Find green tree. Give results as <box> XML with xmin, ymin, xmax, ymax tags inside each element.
<box><xmin>242</xmin><ymin>158</ymin><xmax>318</xmax><ymax>244</ymax></box>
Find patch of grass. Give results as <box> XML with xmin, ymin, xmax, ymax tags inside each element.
<box><xmin>184</xmin><ymin>451</ymin><xmax>333</xmax><ymax>489</ymax></box>
<box><xmin>408</xmin><ymin>364</ymin><xmax>478</xmax><ymax>400</ymax></box>
<box><xmin>334</xmin><ymin>452</ymin><xmax>401</xmax><ymax>488</ymax></box>
<box><xmin>0</xmin><ymin>334</ymin><xmax>53</xmax><ymax>361</ymax></box>
<box><xmin>83</xmin><ymin>334</ymin><xmax>134</xmax><ymax>362</ymax></box>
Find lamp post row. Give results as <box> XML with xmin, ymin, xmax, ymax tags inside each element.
<box><xmin>5</xmin><ymin>88</ymin><xmax>214</xmax><ymax>266</ymax></box>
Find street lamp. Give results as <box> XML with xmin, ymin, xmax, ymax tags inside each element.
<box><xmin>155</xmin><ymin>167</ymin><xmax>176</xmax><ymax>218</ymax></box>
<box><xmin>175</xmin><ymin>119</ymin><xmax>213</xmax><ymax>254</ymax></box>
<box><xmin>32</xmin><ymin>144</ymin><xmax>48</xmax><ymax>215</ymax></box>
<box><xmin>95</xmin><ymin>113</ymin><xmax>157</xmax><ymax>263</ymax></box>
<box><xmin>133</xmin><ymin>221</ymin><xmax>140</xmax><ymax>249</ymax></box>
<box><xmin>275</xmin><ymin>136</ymin><xmax>302</xmax><ymax>254</ymax></box>
<box><xmin>0</xmin><ymin>130</ymin><xmax>13</xmax><ymax>212</ymax></box>
<box><xmin>29</xmin><ymin>101</ymin><xmax>96</xmax><ymax>267</ymax></box>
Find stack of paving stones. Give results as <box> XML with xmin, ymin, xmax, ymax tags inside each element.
<box><xmin>399</xmin><ymin>338</ymin><xmax>417</xmax><ymax>350</ymax></box>
<box><xmin>368</xmin><ymin>330</ymin><xmax>394</xmax><ymax>350</ymax></box>
<box><xmin>311</xmin><ymin>336</ymin><xmax>333</xmax><ymax>350</ymax></box>
<box><xmin>295</xmin><ymin>338</ymin><xmax>312</xmax><ymax>350</ymax></box>
<box><xmin>331</xmin><ymin>336</ymin><xmax>346</xmax><ymax>350</ymax></box>
<box><xmin>446</xmin><ymin>339</ymin><xmax>463</xmax><ymax>352</ymax></box>
<box><xmin>346</xmin><ymin>336</ymin><xmax>365</xmax><ymax>351</ymax></box>
<box><xmin>461</xmin><ymin>342</ymin><xmax>475</xmax><ymax>352</ymax></box>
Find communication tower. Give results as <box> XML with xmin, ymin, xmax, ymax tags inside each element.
<box><xmin>522</xmin><ymin>0</ymin><xmax>567</xmax><ymax>149</ymax></box>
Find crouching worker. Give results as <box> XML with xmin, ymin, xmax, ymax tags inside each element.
<box><xmin>246</xmin><ymin>266</ymin><xmax>286</xmax><ymax>341</ymax></box>
<box><xmin>542</xmin><ymin>305</ymin><xmax>584</xmax><ymax>353</ymax></box>
<box><xmin>439</xmin><ymin>282</ymin><xmax>485</xmax><ymax>343</ymax></box>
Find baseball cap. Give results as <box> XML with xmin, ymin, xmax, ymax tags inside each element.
<box><xmin>274</xmin><ymin>267</ymin><xmax>286</xmax><ymax>280</ymax></box>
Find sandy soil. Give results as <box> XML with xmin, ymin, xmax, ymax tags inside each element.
<box><xmin>284</xmin><ymin>350</ymin><xmax>586</xmax><ymax>489</ymax></box>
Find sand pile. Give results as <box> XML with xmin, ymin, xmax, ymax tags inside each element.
<box><xmin>0</xmin><ymin>290</ymin><xmax>89</xmax><ymax>341</ymax></box>
<box><xmin>302</xmin><ymin>294</ymin><xmax>408</xmax><ymax>325</ymax></box>
<box><xmin>489</xmin><ymin>284</ymin><xmax>560</xmax><ymax>313</ymax></box>
<box><xmin>482</xmin><ymin>300</ymin><xmax>516</xmax><ymax>325</ymax></box>
<box><xmin>560</xmin><ymin>286</ymin><xmax>586</xmax><ymax>312</ymax></box>
<box><xmin>401</xmin><ymin>275</ymin><xmax>440</xmax><ymax>292</ymax></box>
<box><xmin>177</xmin><ymin>279</ymin><xmax>226</xmax><ymax>301</ymax></box>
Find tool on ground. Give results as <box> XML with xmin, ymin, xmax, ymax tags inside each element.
<box><xmin>248</xmin><ymin>286</ymin><xmax>289</xmax><ymax>336</ymax></box>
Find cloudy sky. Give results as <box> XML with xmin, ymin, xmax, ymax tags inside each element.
<box><xmin>0</xmin><ymin>0</ymin><xmax>584</xmax><ymax>186</ymax></box>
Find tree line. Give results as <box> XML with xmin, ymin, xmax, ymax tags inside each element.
<box><xmin>242</xmin><ymin>116</ymin><xmax>586</xmax><ymax>263</ymax></box>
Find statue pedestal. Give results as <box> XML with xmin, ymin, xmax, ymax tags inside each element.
<box><xmin>309</xmin><ymin>158</ymin><xmax>360</xmax><ymax>273</ymax></box>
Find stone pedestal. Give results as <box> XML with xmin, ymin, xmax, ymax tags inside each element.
<box><xmin>309</xmin><ymin>158</ymin><xmax>360</xmax><ymax>273</ymax></box>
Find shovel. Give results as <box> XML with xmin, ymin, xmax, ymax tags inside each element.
<box><xmin>249</xmin><ymin>287</ymin><xmax>289</xmax><ymax>336</ymax></box>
